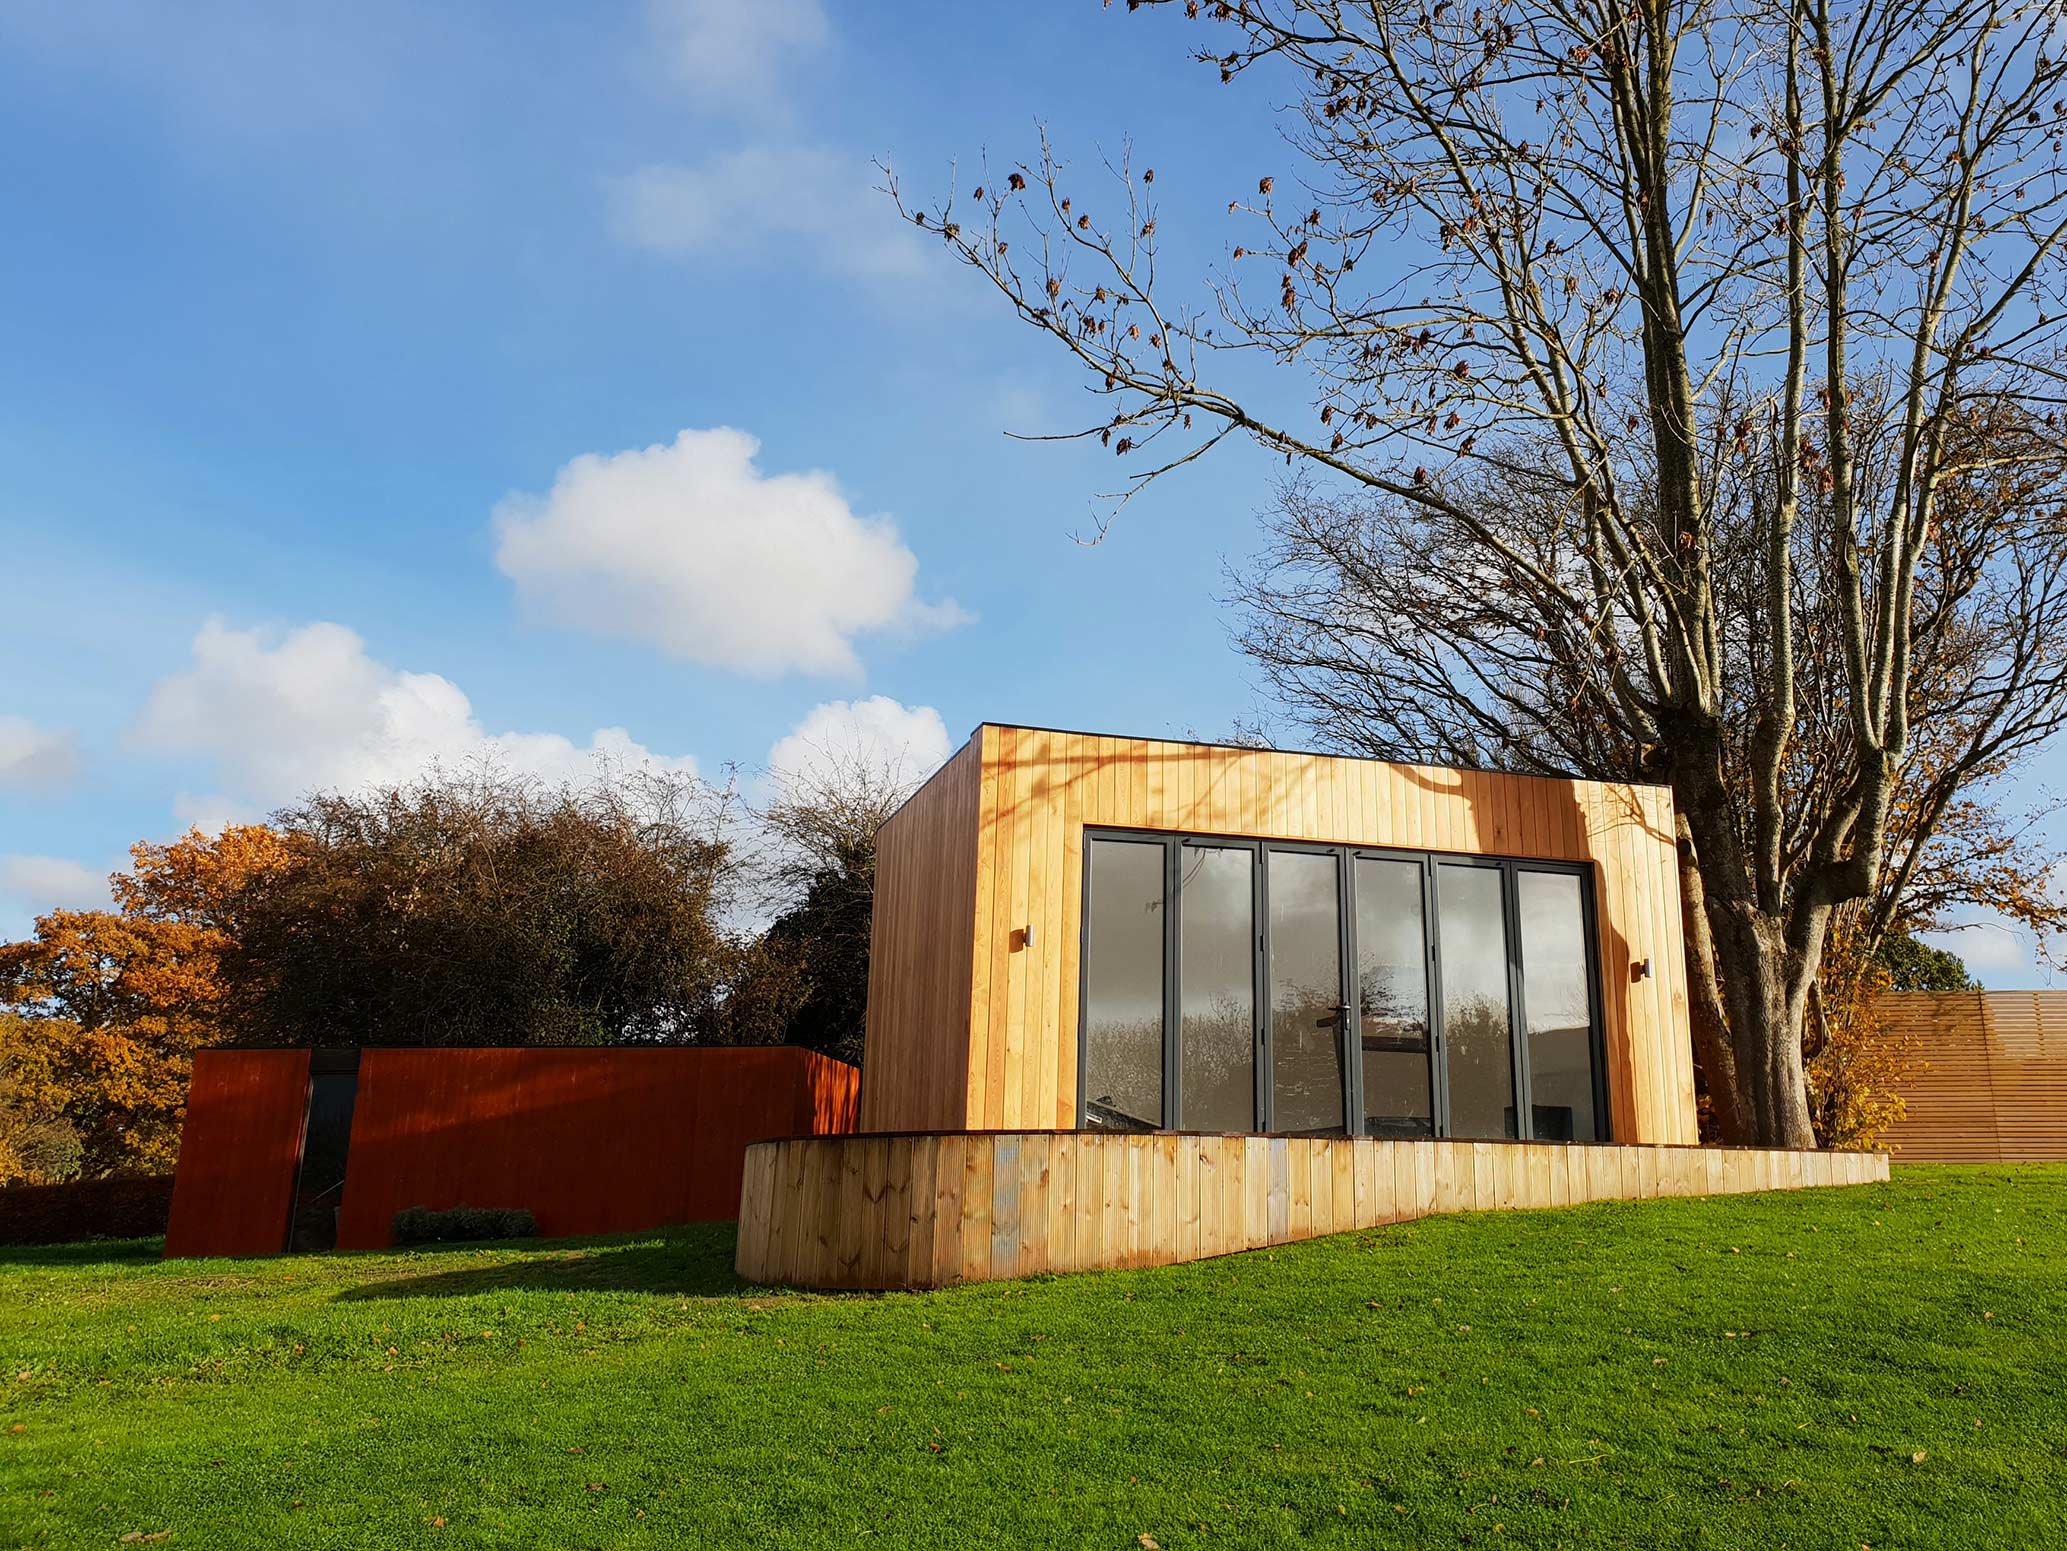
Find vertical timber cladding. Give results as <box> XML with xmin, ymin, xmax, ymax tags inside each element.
<box><xmin>858</xmin><ymin>737</ymin><xmax>985</xmax><ymax>1131</ymax></box>
<box><xmin>333</xmin><ymin>1047</ymin><xmax>859</xmax><ymax>1250</ymax></box>
<box><xmin>860</xmin><ymin>724</ymin><xmax>1700</xmax><ymax>1144</ymax></box>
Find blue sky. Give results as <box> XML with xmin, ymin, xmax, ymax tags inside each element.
<box><xmin>0</xmin><ymin>0</ymin><xmax>2053</xmax><ymax>985</ymax></box>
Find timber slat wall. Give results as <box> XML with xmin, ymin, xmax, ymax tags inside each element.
<box><xmin>1874</xmin><ymin>991</ymin><xmax>2067</xmax><ymax>1163</ymax></box>
<box><xmin>861</xmin><ymin>725</ymin><xmax>1700</xmax><ymax>1144</ymax></box>
<box><xmin>736</xmin><ymin>1132</ymin><xmax>1888</xmax><ymax>1290</ymax></box>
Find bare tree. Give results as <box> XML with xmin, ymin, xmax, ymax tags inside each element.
<box><xmin>1237</xmin><ymin>427</ymin><xmax>2067</xmax><ymax>1137</ymax></box>
<box><xmin>755</xmin><ymin>748</ymin><xmax>922</xmax><ymax>917</ymax></box>
<box><xmin>889</xmin><ymin>0</ymin><xmax>2067</xmax><ymax>1144</ymax></box>
<box><xmin>744</xmin><ymin>745</ymin><xmax>931</xmax><ymax>1066</ymax></box>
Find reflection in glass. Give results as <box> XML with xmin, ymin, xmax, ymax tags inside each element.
<box><xmin>1355</xmin><ymin>857</ymin><xmax>1434</xmax><ymax>1137</ymax></box>
<box><xmin>1268</xmin><ymin>850</ymin><xmax>1347</xmax><ymax>1135</ymax></box>
<box><xmin>1437</xmin><ymin>864</ymin><xmax>1518</xmax><ymax>1138</ymax></box>
<box><xmin>1180</xmin><ymin>846</ymin><xmax>1256</xmax><ymax>1131</ymax></box>
<box><xmin>1517</xmin><ymin>870</ymin><xmax>1599</xmax><ymax>1140</ymax></box>
<box><xmin>1083</xmin><ymin>839</ymin><xmax>1165</xmax><ymax>1130</ymax></box>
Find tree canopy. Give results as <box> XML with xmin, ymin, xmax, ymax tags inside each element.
<box><xmin>1873</xmin><ymin>932</ymin><xmax>1977</xmax><ymax>992</ymax></box>
<box><xmin>0</xmin><ymin>767</ymin><xmax>833</xmax><ymax>1176</ymax></box>
<box><xmin>0</xmin><ymin>825</ymin><xmax>297</xmax><ymax>1178</ymax></box>
<box><xmin>747</xmin><ymin>747</ymin><xmax>924</xmax><ymax>1067</ymax></box>
<box><xmin>224</xmin><ymin>767</ymin><xmax>745</xmax><ymax>1049</ymax></box>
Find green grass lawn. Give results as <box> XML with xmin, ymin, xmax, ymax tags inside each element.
<box><xmin>3</xmin><ymin>1165</ymin><xmax>2063</xmax><ymax>1550</ymax></box>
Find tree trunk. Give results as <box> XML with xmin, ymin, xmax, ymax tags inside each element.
<box><xmin>1704</xmin><ymin>899</ymin><xmax>1818</xmax><ymax>1148</ymax></box>
<box><xmin>1671</xmin><ymin>754</ymin><xmax>1819</xmax><ymax>1149</ymax></box>
<box><xmin>1675</xmin><ymin>825</ymin><xmax>1754</xmax><ymax>1143</ymax></box>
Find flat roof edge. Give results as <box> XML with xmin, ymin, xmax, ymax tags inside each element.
<box><xmin>967</xmin><ymin>720</ymin><xmax>1675</xmax><ymax>793</ymax></box>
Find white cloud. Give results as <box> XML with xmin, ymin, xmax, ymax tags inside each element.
<box><xmin>1919</xmin><ymin>919</ymin><xmax>2036</xmax><ymax>978</ymax></box>
<box><xmin>766</xmin><ymin>696</ymin><xmax>952</xmax><ymax>793</ymax></box>
<box><xmin>130</xmin><ymin>619</ymin><xmax>699</xmax><ymax>817</ymax></box>
<box><xmin>0</xmin><ymin>854</ymin><xmax>110</xmax><ymax>919</ymax></box>
<box><xmin>645</xmin><ymin>0</ymin><xmax>828</xmax><ymax>116</ymax></box>
<box><xmin>494</xmin><ymin>427</ymin><xmax>968</xmax><ymax>677</ymax></box>
<box><xmin>0</xmin><ymin>716</ymin><xmax>83</xmax><ymax>794</ymax></box>
<box><xmin>617</xmin><ymin>5</ymin><xmax>925</xmax><ymax>285</ymax></box>
<box><xmin>606</xmin><ymin>147</ymin><xmax>928</xmax><ymax>280</ymax></box>
<box><xmin>170</xmin><ymin>792</ymin><xmax>249</xmax><ymax>834</ymax></box>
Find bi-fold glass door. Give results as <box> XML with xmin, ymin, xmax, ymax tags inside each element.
<box><xmin>1178</xmin><ymin>843</ymin><xmax>1258</xmax><ymax>1131</ymax></box>
<box><xmin>1353</xmin><ymin>855</ymin><xmax>1437</xmax><ymax>1138</ymax></box>
<box><xmin>1266</xmin><ymin>846</ymin><xmax>1350</xmax><ymax>1136</ymax></box>
<box><xmin>1433</xmin><ymin>859</ymin><xmax>1520</xmax><ymax>1139</ymax></box>
<box><xmin>1078</xmin><ymin>831</ymin><xmax>1606</xmax><ymax>1141</ymax></box>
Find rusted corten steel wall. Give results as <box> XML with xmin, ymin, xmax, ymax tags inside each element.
<box><xmin>163</xmin><ymin>1048</ymin><xmax>312</xmax><ymax>1258</ymax></box>
<box><xmin>332</xmin><ymin>1047</ymin><xmax>859</xmax><ymax>1249</ymax></box>
<box><xmin>163</xmin><ymin>1046</ymin><xmax>859</xmax><ymax>1256</ymax></box>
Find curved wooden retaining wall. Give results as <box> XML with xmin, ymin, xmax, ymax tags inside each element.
<box><xmin>735</xmin><ymin>1132</ymin><xmax>1887</xmax><ymax>1290</ymax></box>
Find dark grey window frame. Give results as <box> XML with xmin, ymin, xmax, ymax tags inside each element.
<box><xmin>1078</xmin><ymin>834</ymin><xmax>1173</xmax><ymax>1132</ymax></box>
<box><xmin>1076</xmin><ymin>828</ymin><xmax>1611</xmax><ymax>1142</ymax></box>
<box><xmin>1352</xmin><ymin>847</ymin><xmax>1441</xmax><ymax>1138</ymax></box>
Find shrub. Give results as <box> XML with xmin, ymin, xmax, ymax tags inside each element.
<box><xmin>1806</xmin><ymin>920</ymin><xmax>1922</xmax><ymax>1150</ymax></box>
<box><xmin>391</xmin><ymin>1205</ymin><xmax>538</xmax><ymax>1246</ymax></box>
<box><xmin>0</xmin><ymin>1174</ymin><xmax>176</xmax><ymax>1245</ymax></box>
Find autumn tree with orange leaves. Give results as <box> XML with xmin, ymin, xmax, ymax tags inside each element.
<box><xmin>0</xmin><ymin>826</ymin><xmax>299</xmax><ymax>1179</ymax></box>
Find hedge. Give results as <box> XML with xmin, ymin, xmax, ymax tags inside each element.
<box><xmin>391</xmin><ymin>1205</ymin><xmax>538</xmax><ymax>1245</ymax></box>
<box><xmin>0</xmin><ymin>1175</ymin><xmax>176</xmax><ymax>1246</ymax></box>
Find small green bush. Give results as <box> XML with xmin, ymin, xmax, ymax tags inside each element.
<box><xmin>390</xmin><ymin>1205</ymin><xmax>538</xmax><ymax>1246</ymax></box>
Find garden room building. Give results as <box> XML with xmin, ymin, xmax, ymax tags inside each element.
<box><xmin>858</xmin><ymin>724</ymin><xmax>1700</xmax><ymax>1147</ymax></box>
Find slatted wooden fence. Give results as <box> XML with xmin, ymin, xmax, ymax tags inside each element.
<box><xmin>334</xmin><ymin>1046</ymin><xmax>861</xmax><ymax>1250</ymax></box>
<box><xmin>734</xmin><ymin>1132</ymin><xmax>1886</xmax><ymax>1290</ymax></box>
<box><xmin>1873</xmin><ymin>991</ymin><xmax>2067</xmax><ymax>1163</ymax></box>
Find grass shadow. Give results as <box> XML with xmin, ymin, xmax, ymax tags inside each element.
<box><xmin>333</xmin><ymin>1223</ymin><xmax>744</xmax><ymax>1302</ymax></box>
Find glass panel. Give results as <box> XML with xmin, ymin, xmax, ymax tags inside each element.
<box><xmin>1354</xmin><ymin>857</ymin><xmax>1434</xmax><ymax>1138</ymax></box>
<box><xmin>1082</xmin><ymin>838</ymin><xmax>1166</xmax><ymax>1130</ymax></box>
<box><xmin>1436</xmin><ymin>864</ymin><xmax>1518</xmax><ymax>1139</ymax></box>
<box><xmin>1268</xmin><ymin>849</ymin><xmax>1347</xmax><ymax>1135</ymax></box>
<box><xmin>1517</xmin><ymin>870</ymin><xmax>1599</xmax><ymax>1141</ymax></box>
<box><xmin>1179</xmin><ymin>846</ymin><xmax>1256</xmax><ymax>1130</ymax></box>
